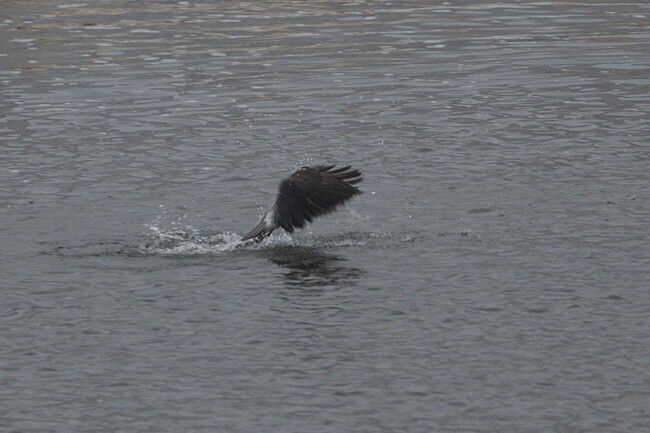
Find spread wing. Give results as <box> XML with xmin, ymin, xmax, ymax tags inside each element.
<box><xmin>274</xmin><ymin>165</ymin><xmax>362</xmax><ymax>233</ymax></box>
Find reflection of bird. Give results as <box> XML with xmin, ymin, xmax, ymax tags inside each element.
<box><xmin>242</xmin><ymin>165</ymin><xmax>362</xmax><ymax>242</ymax></box>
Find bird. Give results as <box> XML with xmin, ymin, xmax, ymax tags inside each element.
<box><xmin>241</xmin><ymin>165</ymin><xmax>363</xmax><ymax>242</ymax></box>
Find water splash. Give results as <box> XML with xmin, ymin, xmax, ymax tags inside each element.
<box><xmin>138</xmin><ymin>224</ymin><xmax>245</xmax><ymax>256</ymax></box>
<box><xmin>136</xmin><ymin>223</ymin><xmax>394</xmax><ymax>257</ymax></box>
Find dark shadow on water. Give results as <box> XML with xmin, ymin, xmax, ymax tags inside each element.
<box><xmin>260</xmin><ymin>245</ymin><xmax>364</xmax><ymax>290</ymax></box>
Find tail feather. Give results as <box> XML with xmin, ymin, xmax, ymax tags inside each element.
<box><xmin>241</xmin><ymin>220</ymin><xmax>267</xmax><ymax>241</ymax></box>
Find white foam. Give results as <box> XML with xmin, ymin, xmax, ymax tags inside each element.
<box><xmin>140</xmin><ymin>226</ymin><xmax>246</xmax><ymax>255</ymax></box>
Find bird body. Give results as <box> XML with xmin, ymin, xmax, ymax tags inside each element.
<box><xmin>242</xmin><ymin>165</ymin><xmax>362</xmax><ymax>242</ymax></box>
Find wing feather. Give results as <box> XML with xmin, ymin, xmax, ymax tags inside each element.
<box><xmin>274</xmin><ymin>165</ymin><xmax>362</xmax><ymax>233</ymax></box>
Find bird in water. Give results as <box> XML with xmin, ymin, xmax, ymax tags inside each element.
<box><xmin>242</xmin><ymin>165</ymin><xmax>363</xmax><ymax>242</ymax></box>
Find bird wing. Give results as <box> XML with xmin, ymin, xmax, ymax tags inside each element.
<box><xmin>274</xmin><ymin>165</ymin><xmax>362</xmax><ymax>233</ymax></box>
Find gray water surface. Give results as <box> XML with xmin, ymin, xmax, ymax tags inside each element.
<box><xmin>1</xmin><ymin>1</ymin><xmax>649</xmax><ymax>432</ymax></box>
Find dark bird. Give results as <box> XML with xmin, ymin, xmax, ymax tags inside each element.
<box><xmin>242</xmin><ymin>165</ymin><xmax>363</xmax><ymax>242</ymax></box>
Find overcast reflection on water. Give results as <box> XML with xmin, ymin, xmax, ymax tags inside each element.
<box><xmin>1</xmin><ymin>1</ymin><xmax>649</xmax><ymax>432</ymax></box>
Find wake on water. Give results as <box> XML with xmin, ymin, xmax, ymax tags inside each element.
<box><xmin>47</xmin><ymin>223</ymin><xmax>397</xmax><ymax>259</ymax></box>
<box><xmin>138</xmin><ymin>223</ymin><xmax>384</xmax><ymax>257</ymax></box>
<box><xmin>49</xmin><ymin>207</ymin><xmax>471</xmax><ymax>259</ymax></box>
<box><xmin>49</xmin><ymin>221</ymin><xmax>470</xmax><ymax>259</ymax></box>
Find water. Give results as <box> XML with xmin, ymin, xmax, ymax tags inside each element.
<box><xmin>1</xmin><ymin>1</ymin><xmax>649</xmax><ymax>432</ymax></box>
